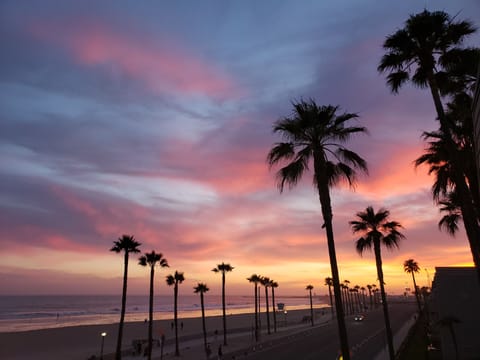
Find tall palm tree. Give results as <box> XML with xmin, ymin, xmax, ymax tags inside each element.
<box><xmin>350</xmin><ymin>206</ymin><xmax>405</xmax><ymax>360</ymax></box>
<box><xmin>306</xmin><ymin>285</ymin><xmax>315</xmax><ymax>326</ymax></box>
<box><xmin>212</xmin><ymin>262</ymin><xmax>234</xmax><ymax>346</ymax></box>
<box><xmin>139</xmin><ymin>251</ymin><xmax>169</xmax><ymax>360</ymax></box>
<box><xmin>110</xmin><ymin>235</ymin><xmax>141</xmax><ymax>360</ymax></box>
<box><xmin>324</xmin><ymin>277</ymin><xmax>335</xmax><ymax>319</ymax></box>
<box><xmin>261</xmin><ymin>276</ymin><xmax>271</xmax><ymax>334</ymax></box>
<box><xmin>366</xmin><ymin>284</ymin><xmax>373</xmax><ymax>310</ymax></box>
<box><xmin>343</xmin><ymin>280</ymin><xmax>353</xmax><ymax>315</ymax></box>
<box><xmin>403</xmin><ymin>259</ymin><xmax>422</xmax><ymax>314</ymax></box>
<box><xmin>267</xmin><ymin>100</ymin><xmax>368</xmax><ymax>360</ymax></box>
<box><xmin>194</xmin><ymin>283</ymin><xmax>210</xmax><ymax>354</ymax></box>
<box><xmin>360</xmin><ymin>287</ymin><xmax>367</xmax><ymax>311</ymax></box>
<box><xmin>378</xmin><ymin>10</ymin><xmax>480</xmax><ymax>281</ymax></box>
<box><xmin>166</xmin><ymin>271</ymin><xmax>185</xmax><ymax>357</ymax></box>
<box><xmin>247</xmin><ymin>274</ymin><xmax>261</xmax><ymax>341</ymax></box>
<box><xmin>270</xmin><ymin>280</ymin><xmax>279</xmax><ymax>332</ymax></box>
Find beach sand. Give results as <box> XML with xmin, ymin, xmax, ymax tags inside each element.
<box><xmin>0</xmin><ymin>307</ymin><xmax>331</xmax><ymax>360</ymax></box>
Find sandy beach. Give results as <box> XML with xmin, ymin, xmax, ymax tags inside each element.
<box><xmin>0</xmin><ymin>307</ymin><xmax>330</xmax><ymax>360</ymax></box>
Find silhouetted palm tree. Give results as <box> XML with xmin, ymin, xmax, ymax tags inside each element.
<box><xmin>360</xmin><ymin>287</ymin><xmax>366</xmax><ymax>311</ymax></box>
<box><xmin>166</xmin><ymin>271</ymin><xmax>185</xmax><ymax>357</ymax></box>
<box><xmin>366</xmin><ymin>284</ymin><xmax>373</xmax><ymax>310</ymax></box>
<box><xmin>194</xmin><ymin>283</ymin><xmax>209</xmax><ymax>354</ymax></box>
<box><xmin>403</xmin><ymin>259</ymin><xmax>422</xmax><ymax>314</ymax></box>
<box><xmin>350</xmin><ymin>206</ymin><xmax>405</xmax><ymax>360</ymax></box>
<box><xmin>270</xmin><ymin>280</ymin><xmax>279</xmax><ymax>332</ymax></box>
<box><xmin>212</xmin><ymin>262</ymin><xmax>234</xmax><ymax>346</ymax></box>
<box><xmin>139</xmin><ymin>251</ymin><xmax>169</xmax><ymax>360</ymax></box>
<box><xmin>110</xmin><ymin>235</ymin><xmax>141</xmax><ymax>360</ymax></box>
<box><xmin>306</xmin><ymin>285</ymin><xmax>315</xmax><ymax>326</ymax></box>
<box><xmin>247</xmin><ymin>274</ymin><xmax>261</xmax><ymax>341</ymax></box>
<box><xmin>261</xmin><ymin>276</ymin><xmax>272</xmax><ymax>334</ymax></box>
<box><xmin>268</xmin><ymin>100</ymin><xmax>368</xmax><ymax>360</ymax></box>
<box><xmin>324</xmin><ymin>277</ymin><xmax>335</xmax><ymax>318</ymax></box>
<box><xmin>379</xmin><ymin>9</ymin><xmax>480</xmax><ymax>280</ymax></box>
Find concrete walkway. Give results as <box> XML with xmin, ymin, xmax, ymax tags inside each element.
<box><xmin>373</xmin><ymin>314</ymin><xmax>417</xmax><ymax>360</ymax></box>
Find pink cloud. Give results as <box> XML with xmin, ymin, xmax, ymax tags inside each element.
<box><xmin>29</xmin><ymin>20</ymin><xmax>240</xmax><ymax>98</ymax></box>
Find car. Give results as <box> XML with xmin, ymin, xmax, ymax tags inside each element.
<box><xmin>354</xmin><ymin>314</ymin><xmax>364</xmax><ymax>321</ymax></box>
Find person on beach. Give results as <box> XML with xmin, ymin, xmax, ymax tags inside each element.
<box><xmin>217</xmin><ymin>344</ymin><xmax>223</xmax><ymax>359</ymax></box>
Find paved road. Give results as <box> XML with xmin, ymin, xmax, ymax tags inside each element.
<box><xmin>243</xmin><ymin>302</ymin><xmax>416</xmax><ymax>360</ymax></box>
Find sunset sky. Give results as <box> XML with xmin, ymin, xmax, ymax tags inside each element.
<box><xmin>1</xmin><ymin>0</ymin><xmax>479</xmax><ymax>297</ymax></box>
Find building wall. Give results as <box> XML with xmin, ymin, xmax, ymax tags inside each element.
<box><xmin>431</xmin><ymin>267</ymin><xmax>480</xmax><ymax>359</ymax></box>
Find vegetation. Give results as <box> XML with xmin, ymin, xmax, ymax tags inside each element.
<box><xmin>324</xmin><ymin>277</ymin><xmax>334</xmax><ymax>319</ymax></box>
<box><xmin>267</xmin><ymin>99</ymin><xmax>368</xmax><ymax>360</ymax></box>
<box><xmin>166</xmin><ymin>270</ymin><xmax>185</xmax><ymax>357</ymax></box>
<box><xmin>379</xmin><ymin>9</ymin><xmax>480</xmax><ymax>282</ymax></box>
<box><xmin>270</xmin><ymin>280</ymin><xmax>279</xmax><ymax>332</ymax></box>
<box><xmin>193</xmin><ymin>283</ymin><xmax>210</xmax><ymax>354</ymax></box>
<box><xmin>212</xmin><ymin>262</ymin><xmax>234</xmax><ymax>346</ymax></box>
<box><xmin>403</xmin><ymin>259</ymin><xmax>422</xmax><ymax>314</ymax></box>
<box><xmin>350</xmin><ymin>206</ymin><xmax>405</xmax><ymax>360</ymax></box>
<box><xmin>261</xmin><ymin>276</ymin><xmax>272</xmax><ymax>334</ymax></box>
<box><xmin>305</xmin><ymin>285</ymin><xmax>314</xmax><ymax>326</ymax></box>
<box><xmin>110</xmin><ymin>235</ymin><xmax>141</xmax><ymax>360</ymax></box>
<box><xmin>138</xmin><ymin>251</ymin><xmax>169</xmax><ymax>360</ymax></box>
<box><xmin>247</xmin><ymin>274</ymin><xmax>261</xmax><ymax>341</ymax></box>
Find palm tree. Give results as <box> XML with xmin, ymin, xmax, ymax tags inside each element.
<box><xmin>360</xmin><ymin>287</ymin><xmax>367</xmax><ymax>311</ymax></box>
<box><xmin>366</xmin><ymin>284</ymin><xmax>373</xmax><ymax>310</ymax></box>
<box><xmin>306</xmin><ymin>285</ymin><xmax>315</xmax><ymax>326</ymax></box>
<box><xmin>270</xmin><ymin>280</ymin><xmax>279</xmax><ymax>332</ymax></box>
<box><xmin>193</xmin><ymin>283</ymin><xmax>209</xmax><ymax>354</ymax></box>
<box><xmin>403</xmin><ymin>259</ymin><xmax>422</xmax><ymax>314</ymax></box>
<box><xmin>260</xmin><ymin>276</ymin><xmax>272</xmax><ymax>334</ymax></box>
<box><xmin>166</xmin><ymin>271</ymin><xmax>185</xmax><ymax>357</ymax></box>
<box><xmin>267</xmin><ymin>99</ymin><xmax>368</xmax><ymax>360</ymax></box>
<box><xmin>247</xmin><ymin>274</ymin><xmax>261</xmax><ymax>341</ymax></box>
<box><xmin>139</xmin><ymin>251</ymin><xmax>169</xmax><ymax>360</ymax></box>
<box><xmin>324</xmin><ymin>277</ymin><xmax>335</xmax><ymax>319</ymax></box>
<box><xmin>378</xmin><ymin>10</ymin><xmax>480</xmax><ymax>281</ymax></box>
<box><xmin>350</xmin><ymin>206</ymin><xmax>405</xmax><ymax>360</ymax></box>
<box><xmin>110</xmin><ymin>235</ymin><xmax>141</xmax><ymax>360</ymax></box>
<box><xmin>212</xmin><ymin>262</ymin><xmax>234</xmax><ymax>346</ymax></box>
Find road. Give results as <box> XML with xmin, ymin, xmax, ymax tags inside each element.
<box><xmin>243</xmin><ymin>302</ymin><xmax>416</xmax><ymax>360</ymax></box>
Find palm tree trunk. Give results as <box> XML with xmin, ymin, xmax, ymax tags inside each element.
<box><xmin>174</xmin><ymin>283</ymin><xmax>179</xmax><ymax>356</ymax></box>
<box><xmin>115</xmin><ymin>252</ymin><xmax>129</xmax><ymax>360</ymax></box>
<box><xmin>316</xmin><ymin>170</ymin><xmax>350</xmax><ymax>360</ymax></box>
<box><xmin>271</xmin><ymin>287</ymin><xmax>277</xmax><ymax>333</ymax></box>
<box><xmin>309</xmin><ymin>290</ymin><xmax>314</xmax><ymax>326</ymax></box>
<box><xmin>368</xmin><ymin>288</ymin><xmax>372</xmax><ymax>310</ymax></box>
<box><xmin>222</xmin><ymin>272</ymin><xmax>227</xmax><ymax>346</ymax></box>
<box><xmin>148</xmin><ymin>266</ymin><xmax>154</xmax><ymax>360</ymax></box>
<box><xmin>328</xmin><ymin>285</ymin><xmax>334</xmax><ymax>319</ymax></box>
<box><xmin>265</xmin><ymin>286</ymin><xmax>271</xmax><ymax>334</ymax></box>
<box><xmin>411</xmin><ymin>273</ymin><xmax>422</xmax><ymax>314</ymax></box>
<box><xmin>374</xmin><ymin>241</ymin><xmax>395</xmax><ymax>360</ymax></box>
<box><xmin>201</xmin><ymin>293</ymin><xmax>207</xmax><ymax>352</ymax></box>
<box><xmin>254</xmin><ymin>284</ymin><xmax>258</xmax><ymax>341</ymax></box>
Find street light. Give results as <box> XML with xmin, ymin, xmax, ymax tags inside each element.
<box><xmin>284</xmin><ymin>310</ymin><xmax>287</xmax><ymax>325</ymax></box>
<box><xmin>100</xmin><ymin>332</ymin><xmax>107</xmax><ymax>360</ymax></box>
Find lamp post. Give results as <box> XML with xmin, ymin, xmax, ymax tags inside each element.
<box><xmin>100</xmin><ymin>332</ymin><xmax>107</xmax><ymax>360</ymax></box>
<box><xmin>284</xmin><ymin>310</ymin><xmax>287</xmax><ymax>325</ymax></box>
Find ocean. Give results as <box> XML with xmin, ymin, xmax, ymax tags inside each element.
<box><xmin>0</xmin><ymin>294</ymin><xmax>329</xmax><ymax>333</ymax></box>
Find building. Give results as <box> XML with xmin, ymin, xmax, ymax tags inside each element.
<box><xmin>429</xmin><ymin>267</ymin><xmax>480</xmax><ymax>359</ymax></box>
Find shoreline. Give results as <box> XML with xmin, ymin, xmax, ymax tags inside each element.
<box><xmin>0</xmin><ymin>303</ymin><xmax>329</xmax><ymax>333</ymax></box>
<box><xmin>0</xmin><ymin>307</ymin><xmax>330</xmax><ymax>360</ymax></box>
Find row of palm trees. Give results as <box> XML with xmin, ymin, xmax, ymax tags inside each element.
<box><xmin>267</xmin><ymin>9</ymin><xmax>479</xmax><ymax>360</ymax></box>
<box><xmin>110</xmin><ymin>235</ymin><xmax>234</xmax><ymax>360</ymax></box>
<box><xmin>247</xmin><ymin>274</ymin><xmax>280</xmax><ymax>341</ymax></box>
